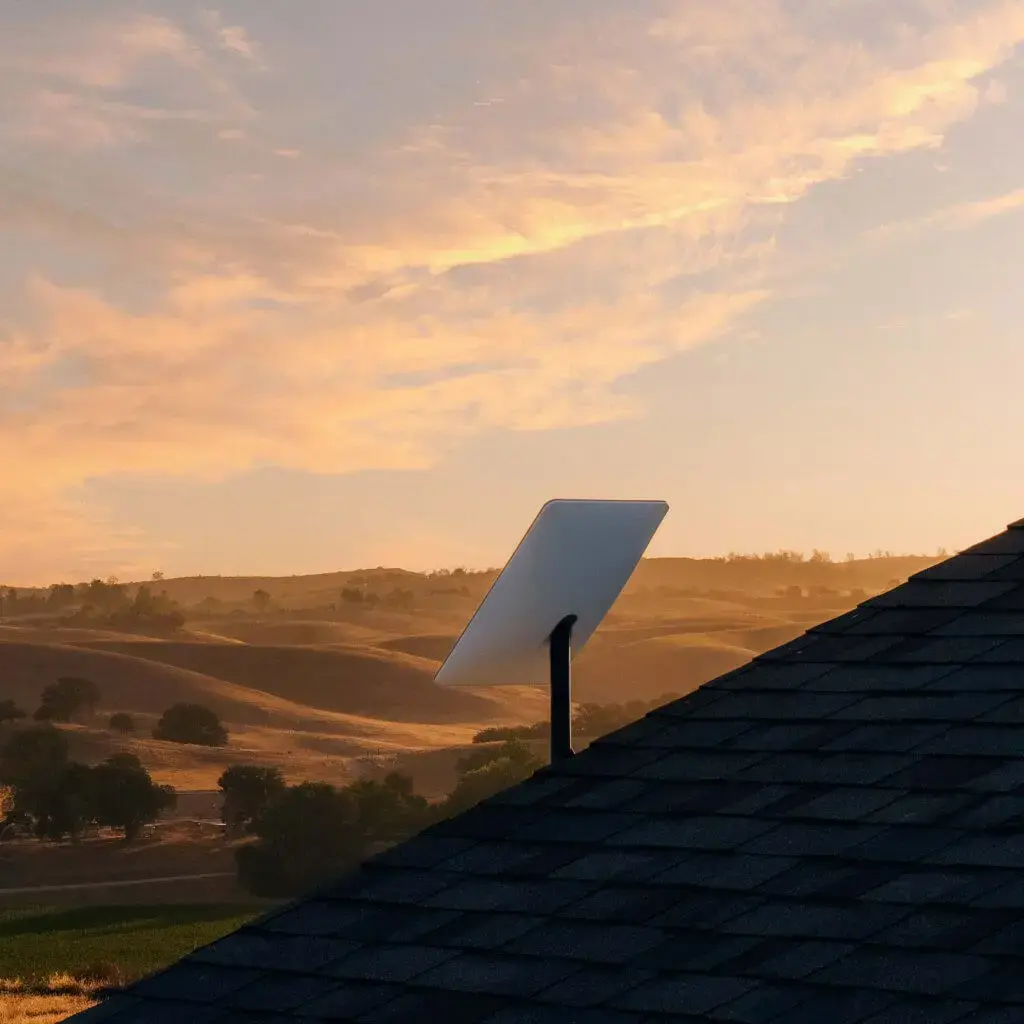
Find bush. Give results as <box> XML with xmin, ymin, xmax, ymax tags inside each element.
<box><xmin>34</xmin><ymin>677</ymin><xmax>100</xmax><ymax>723</ymax></box>
<box><xmin>0</xmin><ymin>725</ymin><xmax>69</xmax><ymax>791</ymax></box>
<box><xmin>108</xmin><ymin>712</ymin><xmax>136</xmax><ymax>735</ymax></box>
<box><xmin>0</xmin><ymin>699</ymin><xmax>26</xmax><ymax>725</ymax></box>
<box><xmin>153</xmin><ymin>703</ymin><xmax>228</xmax><ymax>747</ymax></box>
<box><xmin>218</xmin><ymin>765</ymin><xmax>287</xmax><ymax>834</ymax></box>
<box><xmin>235</xmin><ymin>783</ymin><xmax>367</xmax><ymax>898</ymax></box>
<box><xmin>90</xmin><ymin>753</ymin><xmax>176</xmax><ymax>841</ymax></box>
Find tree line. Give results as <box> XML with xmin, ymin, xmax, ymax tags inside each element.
<box><xmin>220</xmin><ymin>736</ymin><xmax>543</xmax><ymax>898</ymax></box>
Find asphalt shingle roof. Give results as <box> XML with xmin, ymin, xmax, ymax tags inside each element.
<box><xmin>71</xmin><ymin>520</ymin><xmax>1024</xmax><ymax>1023</ymax></box>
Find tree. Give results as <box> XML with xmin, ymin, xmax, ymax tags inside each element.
<box><xmin>441</xmin><ymin>753</ymin><xmax>541</xmax><ymax>818</ymax></box>
<box><xmin>151</xmin><ymin>571</ymin><xmax>165</xmax><ymax>582</ymax></box>
<box><xmin>90</xmin><ymin>753</ymin><xmax>176</xmax><ymax>842</ymax></box>
<box><xmin>34</xmin><ymin>677</ymin><xmax>101</xmax><ymax>723</ymax></box>
<box><xmin>235</xmin><ymin>782</ymin><xmax>367</xmax><ymax>897</ymax></box>
<box><xmin>108</xmin><ymin>712</ymin><xmax>136</xmax><ymax>735</ymax></box>
<box><xmin>0</xmin><ymin>725</ymin><xmax>69</xmax><ymax>792</ymax></box>
<box><xmin>0</xmin><ymin>699</ymin><xmax>26</xmax><ymax>725</ymax></box>
<box><xmin>252</xmin><ymin>589</ymin><xmax>271</xmax><ymax>613</ymax></box>
<box><xmin>345</xmin><ymin>772</ymin><xmax>429</xmax><ymax>842</ymax></box>
<box><xmin>153</xmin><ymin>703</ymin><xmax>228</xmax><ymax>747</ymax></box>
<box><xmin>218</xmin><ymin>765</ymin><xmax>286</xmax><ymax>835</ymax></box>
<box><xmin>28</xmin><ymin>761</ymin><xmax>96</xmax><ymax>843</ymax></box>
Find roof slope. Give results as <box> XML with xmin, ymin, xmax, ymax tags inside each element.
<box><xmin>74</xmin><ymin>520</ymin><xmax>1024</xmax><ymax>1023</ymax></box>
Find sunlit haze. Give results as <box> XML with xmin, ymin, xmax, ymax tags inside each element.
<box><xmin>3</xmin><ymin>0</ymin><xmax>1024</xmax><ymax>585</ymax></box>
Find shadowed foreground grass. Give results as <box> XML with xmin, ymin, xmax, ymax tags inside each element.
<box><xmin>0</xmin><ymin>904</ymin><xmax>260</xmax><ymax>987</ymax></box>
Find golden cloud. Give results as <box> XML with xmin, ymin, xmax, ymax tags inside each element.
<box><xmin>3</xmin><ymin>0</ymin><xmax>1024</xmax><ymax>577</ymax></box>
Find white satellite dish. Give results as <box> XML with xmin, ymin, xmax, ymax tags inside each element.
<box><xmin>435</xmin><ymin>498</ymin><xmax>669</xmax><ymax>762</ymax></box>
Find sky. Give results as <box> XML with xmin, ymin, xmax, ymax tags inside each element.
<box><xmin>2</xmin><ymin>0</ymin><xmax>1024</xmax><ymax>585</ymax></box>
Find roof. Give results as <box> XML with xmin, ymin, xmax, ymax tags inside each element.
<box><xmin>73</xmin><ymin>519</ymin><xmax>1024</xmax><ymax>1024</ymax></box>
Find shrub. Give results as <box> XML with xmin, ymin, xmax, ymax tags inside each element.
<box><xmin>108</xmin><ymin>713</ymin><xmax>136</xmax><ymax>735</ymax></box>
<box><xmin>153</xmin><ymin>703</ymin><xmax>227</xmax><ymax>747</ymax></box>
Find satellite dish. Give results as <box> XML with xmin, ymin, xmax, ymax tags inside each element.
<box><xmin>435</xmin><ymin>498</ymin><xmax>669</xmax><ymax>762</ymax></box>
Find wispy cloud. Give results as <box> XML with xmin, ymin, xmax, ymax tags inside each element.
<box><xmin>872</xmin><ymin>185</ymin><xmax>1024</xmax><ymax>241</ymax></box>
<box><xmin>2</xmin><ymin>0</ymin><xmax>1024</xmax><ymax>577</ymax></box>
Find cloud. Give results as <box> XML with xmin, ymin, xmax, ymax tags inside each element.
<box><xmin>872</xmin><ymin>185</ymin><xmax>1024</xmax><ymax>240</ymax></box>
<box><xmin>3</xmin><ymin>0</ymin><xmax>1024</xmax><ymax>578</ymax></box>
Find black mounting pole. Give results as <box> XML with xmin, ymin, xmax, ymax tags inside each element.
<box><xmin>549</xmin><ymin>614</ymin><xmax>577</xmax><ymax>764</ymax></box>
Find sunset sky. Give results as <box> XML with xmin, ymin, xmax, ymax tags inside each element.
<box><xmin>2</xmin><ymin>0</ymin><xmax>1024</xmax><ymax>585</ymax></box>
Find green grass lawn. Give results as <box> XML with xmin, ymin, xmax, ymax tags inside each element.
<box><xmin>0</xmin><ymin>904</ymin><xmax>261</xmax><ymax>984</ymax></box>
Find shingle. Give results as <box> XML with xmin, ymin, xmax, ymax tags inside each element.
<box><xmin>322</xmin><ymin>944</ymin><xmax>455</xmax><ymax>983</ymax></box>
<box><xmin>848</xmin><ymin>825</ymin><xmax>961</xmax><ymax>863</ymax></box>
<box><xmin>921</xmin><ymin>664</ymin><xmax>1024</xmax><ymax>689</ymax></box>
<box><xmin>437</xmin><ymin>842</ymin><xmax>554</xmax><ymax>876</ymax></box>
<box><xmin>695</xmin><ymin>692</ymin><xmax>860</xmax><ymax>720</ymax></box>
<box><xmin>810</xmin><ymin>947</ymin><xmax>991</xmax><ymax>994</ymax></box>
<box><xmin>771</xmin><ymin>989</ymin><xmax>899</xmax><ymax>1024</ymax></box>
<box><xmin>484</xmin><ymin>1007</ymin><xmax>647</xmax><ymax>1024</ymax></box>
<box><xmin>977</xmin><ymin>696</ymin><xmax>1024</xmax><ymax>722</ymax></box>
<box><xmin>920</xmin><ymin>725</ymin><xmax>1024</xmax><ymax>757</ymax></box>
<box><xmin>512</xmin><ymin>811</ymin><xmax>636</xmax><ymax>845</ymax></box>
<box><xmin>223</xmin><ymin>973</ymin><xmax>340</xmax><ymax>1012</ymax></box>
<box><xmin>621</xmin><ymin>780</ymin><xmax>760</xmax><ymax>815</ymax></box>
<box><xmin>886</xmin><ymin>636</ymin><xmax>1005</xmax><ymax>664</ymax></box>
<box><xmin>739</xmin><ymin>752</ymin><xmax>910</xmax><ymax>785</ymax></box>
<box><xmin>861</xmin><ymin>870</ymin><xmax>1005</xmax><ymax>907</ymax></box>
<box><xmin>720</xmin><ymin>900</ymin><xmax>900</xmax><ymax>941</ymax></box>
<box><xmin>652</xmin><ymin>852</ymin><xmax>797</xmax><ymax>891</ymax></box>
<box><xmin>552</xmin><ymin>850</ymin><xmax>681</xmax><ymax>884</ymax></box>
<box><xmin>974</xmin><ymin>638</ymin><xmax>1024</xmax><ymax>662</ymax></box>
<box><xmin>326</xmin><ymin>868</ymin><xmax>454</xmax><ymax>905</ymax></box>
<box><xmin>972</xmin><ymin>919</ymin><xmax>1024</xmax><ymax>956</ymax></box>
<box><xmin>561</xmin><ymin>779</ymin><xmax>650</xmax><ymax>810</ymax></box>
<box><xmin>740</xmin><ymin>939</ymin><xmax>854</xmax><ymax>979</ymax></box>
<box><xmin>741</xmin><ymin>822</ymin><xmax>883</xmax><ymax>857</ymax></box>
<box><xmin>425</xmin><ymin>878</ymin><xmax>595</xmax><ymax>913</ymax></box>
<box><xmin>504</xmin><ymin>921</ymin><xmax>665</xmax><ymax>964</ymax></box>
<box><xmin>412</xmin><ymin>952</ymin><xmax>579</xmax><ymax>996</ymax></box>
<box><xmin>414</xmin><ymin>912</ymin><xmax>543</xmax><ymax>951</ymax></box>
<box><xmin>187</xmin><ymin>931</ymin><xmax>357</xmax><ymax>972</ymax></box>
<box><xmin>932</xmin><ymin>613</ymin><xmax>1024</xmax><ymax>636</ymax></box>
<box><xmin>842</xmin><ymin>610</ymin><xmax>964</xmax><ymax>635</ymax></box>
<box><xmin>866</xmin><ymin>792</ymin><xmax>972</xmax><ymax>825</ymax></box>
<box><xmin>86</xmin><ymin>1003</ymin><xmax>225</xmax><ymax>1023</ymax></box>
<box><xmin>944</xmin><ymin>795</ymin><xmax>1024</xmax><ymax>828</ymax></box>
<box><xmin>607</xmin><ymin>815</ymin><xmax>775</xmax><ymax>851</ymax></box>
<box><xmin>729</xmin><ymin>722</ymin><xmax>858</xmax><ymax>752</ymax></box>
<box><xmin>821</xmin><ymin>723</ymin><xmax>946</xmax><ymax>753</ymax></box>
<box><xmin>632</xmin><ymin>751</ymin><xmax>769</xmax><ymax>782</ymax></box>
<box><xmin>258</xmin><ymin>900</ymin><xmax>374</xmax><ymax>937</ymax></box>
<box><xmin>866</xmin><ymin>581</ymin><xmax>1017</xmax><ymax>609</ymax></box>
<box><xmin>532</xmin><ymin>965</ymin><xmax>655</xmax><ymax>1008</ymax></box>
<box><xmin>806</xmin><ymin>664</ymin><xmax>956</xmax><ymax>692</ymax></box>
<box><xmin>426</xmin><ymin>804</ymin><xmax>545</xmax><ymax>841</ymax></box>
<box><xmin>950</xmin><ymin>963</ymin><xmax>1024</xmax><ymax>1003</ymax></box>
<box><xmin>649</xmin><ymin>892</ymin><xmax>765</xmax><ymax>931</ymax></box>
<box><xmin>960</xmin><ymin>532</ymin><xmax>1024</xmax><ymax>556</ymax></box>
<box><xmin>832</xmin><ymin>694</ymin><xmax>1007</xmax><ymax>722</ymax></box>
<box><xmin>859</xmin><ymin>998</ymin><xmax>980</xmax><ymax>1024</ymax></box>
<box><xmin>368</xmin><ymin>836</ymin><xmax>478</xmax><ymax>868</ymax></box>
<box><xmin>560</xmin><ymin>884</ymin><xmax>691</xmax><ymax>924</ymax></box>
<box><xmin>628</xmin><ymin>720</ymin><xmax>756</xmax><ymax>748</ymax></box>
<box><xmin>130</xmin><ymin>964</ymin><xmax>259</xmax><ymax>1003</ymax></box>
<box><xmin>912</xmin><ymin>554</ymin><xmax>1020</xmax><ymax>580</ymax></box>
<box><xmin>779</xmin><ymin>787</ymin><xmax>899</xmax><ymax>822</ymax></box>
<box><xmin>931</xmin><ymin>834</ymin><xmax>1024</xmax><ymax>868</ymax></box>
<box><xmin>297</xmin><ymin>981</ymin><xmax>405</xmax><ymax>1018</ymax></box>
<box><xmin>875</xmin><ymin>908</ymin><xmax>1016</xmax><ymax>951</ymax></box>
<box><xmin>360</xmin><ymin>990</ymin><xmax>508</xmax><ymax>1023</ymax></box>
<box><xmin>609</xmin><ymin>973</ymin><xmax>756</xmax><ymax>1015</ymax></box>
<box><xmin>758</xmin><ymin>861</ymin><xmax>902</xmax><ymax>900</ymax></box>
<box><xmin>710</xmin><ymin>981</ymin><xmax>815</xmax><ymax>1023</ymax></box>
